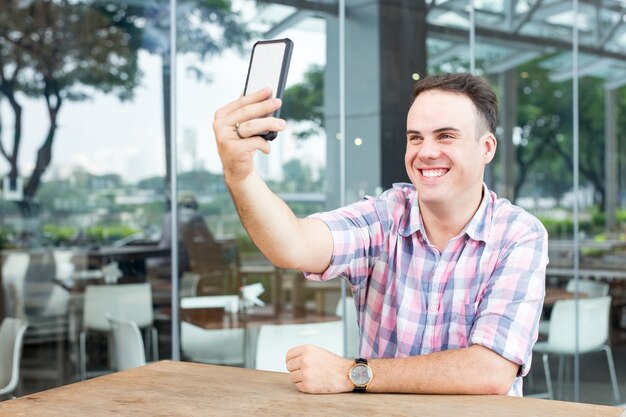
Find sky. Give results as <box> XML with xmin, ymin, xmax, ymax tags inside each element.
<box><xmin>0</xmin><ymin>12</ymin><xmax>326</xmax><ymax>185</ymax></box>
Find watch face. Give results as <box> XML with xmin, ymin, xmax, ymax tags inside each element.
<box><xmin>350</xmin><ymin>364</ymin><xmax>372</xmax><ymax>386</ymax></box>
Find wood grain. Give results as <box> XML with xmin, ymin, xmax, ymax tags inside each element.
<box><xmin>0</xmin><ymin>361</ymin><xmax>624</xmax><ymax>417</ymax></box>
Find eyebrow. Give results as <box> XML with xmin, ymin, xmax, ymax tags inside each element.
<box><xmin>406</xmin><ymin>127</ymin><xmax>462</xmax><ymax>135</ymax></box>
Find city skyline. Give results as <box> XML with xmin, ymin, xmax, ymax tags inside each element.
<box><xmin>0</xmin><ymin>24</ymin><xmax>325</xmax><ymax>185</ymax></box>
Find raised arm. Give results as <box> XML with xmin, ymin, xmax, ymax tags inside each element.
<box><xmin>213</xmin><ymin>88</ymin><xmax>332</xmax><ymax>273</ymax></box>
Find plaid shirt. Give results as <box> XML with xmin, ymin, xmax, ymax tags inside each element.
<box><xmin>305</xmin><ymin>183</ymin><xmax>548</xmax><ymax>396</ymax></box>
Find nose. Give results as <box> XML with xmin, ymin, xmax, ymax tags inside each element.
<box><xmin>417</xmin><ymin>138</ymin><xmax>440</xmax><ymax>159</ymax></box>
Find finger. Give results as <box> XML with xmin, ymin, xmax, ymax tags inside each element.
<box><xmin>236</xmin><ymin>118</ymin><xmax>286</xmax><ymax>140</ymax></box>
<box><xmin>286</xmin><ymin>356</ymin><xmax>300</xmax><ymax>372</ymax></box>
<box><xmin>214</xmin><ymin>87</ymin><xmax>272</xmax><ymax>119</ymax></box>
<box><xmin>228</xmin><ymin>98</ymin><xmax>282</xmax><ymax>128</ymax></box>
<box><xmin>289</xmin><ymin>369</ymin><xmax>303</xmax><ymax>384</ymax></box>
<box><xmin>286</xmin><ymin>345</ymin><xmax>305</xmax><ymax>362</ymax></box>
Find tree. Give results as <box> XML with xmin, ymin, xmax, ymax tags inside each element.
<box><xmin>0</xmin><ymin>0</ymin><xmax>140</xmax><ymax>216</ymax></box>
<box><xmin>515</xmin><ymin>59</ymin><xmax>608</xmax><ymax>207</ymax></box>
<box><xmin>96</xmin><ymin>0</ymin><xmax>251</xmax><ymax>204</ymax></box>
<box><xmin>281</xmin><ymin>64</ymin><xmax>324</xmax><ymax>139</ymax></box>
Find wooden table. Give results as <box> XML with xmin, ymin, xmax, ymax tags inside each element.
<box><xmin>547</xmin><ymin>267</ymin><xmax>626</xmax><ymax>281</ymax></box>
<box><xmin>0</xmin><ymin>361</ymin><xmax>623</xmax><ymax>416</ymax></box>
<box><xmin>179</xmin><ymin>305</ymin><xmax>340</xmax><ymax>330</ymax></box>
<box><xmin>544</xmin><ymin>287</ymin><xmax>586</xmax><ymax>306</ymax></box>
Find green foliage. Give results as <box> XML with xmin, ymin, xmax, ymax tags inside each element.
<box><xmin>283</xmin><ymin>65</ymin><xmax>324</xmax><ymax>125</ymax></box>
<box><xmin>43</xmin><ymin>224</ymin><xmax>77</xmax><ymax>245</ymax></box>
<box><xmin>42</xmin><ymin>223</ymin><xmax>141</xmax><ymax>245</ymax></box>
<box><xmin>0</xmin><ymin>226</ymin><xmax>15</xmax><ymax>250</ymax></box>
<box><xmin>85</xmin><ymin>225</ymin><xmax>140</xmax><ymax>242</ymax></box>
<box><xmin>538</xmin><ymin>216</ymin><xmax>598</xmax><ymax>238</ymax></box>
<box><xmin>282</xmin><ymin>65</ymin><xmax>324</xmax><ymax>138</ymax></box>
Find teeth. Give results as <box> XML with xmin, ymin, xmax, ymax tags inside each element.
<box><xmin>422</xmin><ymin>169</ymin><xmax>446</xmax><ymax>178</ymax></box>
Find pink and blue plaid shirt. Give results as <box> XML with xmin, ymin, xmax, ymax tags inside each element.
<box><xmin>305</xmin><ymin>183</ymin><xmax>548</xmax><ymax>396</ymax></box>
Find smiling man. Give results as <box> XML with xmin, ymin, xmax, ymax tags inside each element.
<box><xmin>213</xmin><ymin>73</ymin><xmax>548</xmax><ymax>396</ymax></box>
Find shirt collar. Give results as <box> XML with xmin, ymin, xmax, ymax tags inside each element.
<box><xmin>399</xmin><ymin>183</ymin><xmax>491</xmax><ymax>243</ymax></box>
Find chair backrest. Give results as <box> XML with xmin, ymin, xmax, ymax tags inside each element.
<box><xmin>106</xmin><ymin>316</ymin><xmax>146</xmax><ymax>371</ymax></box>
<box><xmin>180</xmin><ymin>272</ymin><xmax>201</xmax><ymax>298</ymax></box>
<box><xmin>1</xmin><ymin>252</ymin><xmax>30</xmax><ymax>318</ymax></box>
<box><xmin>83</xmin><ymin>283</ymin><xmax>153</xmax><ymax>332</ymax></box>
<box><xmin>548</xmin><ymin>296</ymin><xmax>611</xmax><ymax>353</ymax></box>
<box><xmin>181</xmin><ymin>321</ymin><xmax>244</xmax><ymax>366</ymax></box>
<box><xmin>180</xmin><ymin>215</ymin><xmax>224</xmax><ymax>277</ymax></box>
<box><xmin>335</xmin><ymin>296</ymin><xmax>361</xmax><ymax>358</ymax></box>
<box><xmin>255</xmin><ymin>320</ymin><xmax>344</xmax><ymax>372</ymax></box>
<box><xmin>52</xmin><ymin>249</ymin><xmax>75</xmax><ymax>282</ymax></box>
<box><xmin>0</xmin><ymin>318</ymin><xmax>28</xmax><ymax>396</ymax></box>
<box><xmin>565</xmin><ymin>279</ymin><xmax>609</xmax><ymax>297</ymax></box>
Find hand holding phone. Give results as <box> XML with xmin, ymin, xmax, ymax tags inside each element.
<box><xmin>243</xmin><ymin>38</ymin><xmax>293</xmax><ymax>141</ymax></box>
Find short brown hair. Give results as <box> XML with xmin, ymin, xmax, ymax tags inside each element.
<box><xmin>411</xmin><ymin>73</ymin><xmax>498</xmax><ymax>134</ymax></box>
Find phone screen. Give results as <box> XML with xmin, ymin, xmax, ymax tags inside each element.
<box><xmin>243</xmin><ymin>38</ymin><xmax>293</xmax><ymax>140</ymax></box>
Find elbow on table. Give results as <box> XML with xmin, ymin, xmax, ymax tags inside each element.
<box><xmin>474</xmin><ymin>369</ymin><xmax>516</xmax><ymax>395</ymax></box>
<box><xmin>478</xmin><ymin>378</ymin><xmax>513</xmax><ymax>395</ymax></box>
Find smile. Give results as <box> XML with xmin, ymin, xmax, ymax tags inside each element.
<box><xmin>420</xmin><ymin>168</ymin><xmax>448</xmax><ymax>178</ymax></box>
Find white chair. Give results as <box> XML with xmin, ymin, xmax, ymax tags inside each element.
<box><xmin>0</xmin><ymin>318</ymin><xmax>28</xmax><ymax>399</ymax></box>
<box><xmin>106</xmin><ymin>316</ymin><xmax>146</xmax><ymax>371</ymax></box>
<box><xmin>79</xmin><ymin>283</ymin><xmax>157</xmax><ymax>379</ymax></box>
<box><xmin>180</xmin><ymin>272</ymin><xmax>201</xmax><ymax>298</ymax></box>
<box><xmin>181</xmin><ymin>322</ymin><xmax>244</xmax><ymax>366</ymax></box>
<box><xmin>335</xmin><ymin>296</ymin><xmax>361</xmax><ymax>358</ymax></box>
<box><xmin>533</xmin><ymin>296</ymin><xmax>620</xmax><ymax>403</ymax></box>
<box><xmin>179</xmin><ymin>294</ymin><xmax>244</xmax><ymax>365</ymax></box>
<box><xmin>1</xmin><ymin>252</ymin><xmax>30</xmax><ymax>319</ymax></box>
<box><xmin>539</xmin><ymin>280</ymin><xmax>610</xmax><ymax>335</ymax></box>
<box><xmin>2</xmin><ymin>250</ymin><xmax>70</xmax><ymax>389</ymax></box>
<box><xmin>255</xmin><ymin>320</ymin><xmax>344</xmax><ymax>372</ymax></box>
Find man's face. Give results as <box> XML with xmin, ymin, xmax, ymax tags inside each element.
<box><xmin>404</xmin><ymin>89</ymin><xmax>496</xmax><ymax>209</ymax></box>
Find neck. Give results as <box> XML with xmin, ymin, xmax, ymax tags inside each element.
<box><xmin>419</xmin><ymin>185</ymin><xmax>484</xmax><ymax>250</ymax></box>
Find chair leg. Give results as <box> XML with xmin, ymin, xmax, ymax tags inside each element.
<box><xmin>151</xmin><ymin>326</ymin><xmax>159</xmax><ymax>361</ymax></box>
<box><xmin>542</xmin><ymin>353</ymin><xmax>554</xmax><ymax>400</ymax></box>
<box><xmin>79</xmin><ymin>330</ymin><xmax>87</xmax><ymax>381</ymax></box>
<box><xmin>557</xmin><ymin>355</ymin><xmax>565</xmax><ymax>400</ymax></box>
<box><xmin>602</xmin><ymin>345</ymin><xmax>621</xmax><ymax>404</ymax></box>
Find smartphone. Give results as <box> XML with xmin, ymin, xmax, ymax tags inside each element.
<box><xmin>243</xmin><ymin>38</ymin><xmax>293</xmax><ymax>140</ymax></box>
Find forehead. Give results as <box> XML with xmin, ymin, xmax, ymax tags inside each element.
<box><xmin>407</xmin><ymin>90</ymin><xmax>478</xmax><ymax>131</ymax></box>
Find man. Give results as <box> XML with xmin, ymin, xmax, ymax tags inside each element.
<box><xmin>213</xmin><ymin>73</ymin><xmax>547</xmax><ymax>396</ymax></box>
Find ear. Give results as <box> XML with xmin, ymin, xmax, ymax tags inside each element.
<box><xmin>482</xmin><ymin>133</ymin><xmax>497</xmax><ymax>164</ymax></box>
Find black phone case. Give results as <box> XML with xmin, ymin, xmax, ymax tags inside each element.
<box><xmin>243</xmin><ymin>38</ymin><xmax>293</xmax><ymax>141</ymax></box>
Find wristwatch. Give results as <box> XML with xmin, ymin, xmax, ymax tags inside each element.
<box><xmin>349</xmin><ymin>358</ymin><xmax>373</xmax><ymax>393</ymax></box>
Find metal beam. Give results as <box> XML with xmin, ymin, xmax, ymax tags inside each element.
<box><xmin>604</xmin><ymin>74</ymin><xmax>626</xmax><ymax>90</ymax></box>
<box><xmin>429</xmin><ymin>44</ymin><xmax>467</xmax><ymax>66</ymax></box>
<box><xmin>264</xmin><ymin>10</ymin><xmax>317</xmax><ymax>38</ymax></box>
<box><xmin>598</xmin><ymin>10</ymin><xmax>626</xmax><ymax>48</ymax></box>
<box><xmin>485</xmin><ymin>50</ymin><xmax>544</xmax><ymax>74</ymax></box>
<box><xmin>514</xmin><ymin>0</ymin><xmax>544</xmax><ymax>33</ymax></box>
<box><xmin>257</xmin><ymin>0</ymin><xmax>338</xmax><ymax>15</ymax></box>
<box><xmin>549</xmin><ymin>58</ymin><xmax>609</xmax><ymax>82</ymax></box>
<box><xmin>428</xmin><ymin>23</ymin><xmax>626</xmax><ymax>61</ymax></box>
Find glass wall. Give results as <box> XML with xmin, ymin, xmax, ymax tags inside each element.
<box><xmin>0</xmin><ymin>0</ymin><xmax>172</xmax><ymax>394</ymax></box>
<box><xmin>177</xmin><ymin>0</ymin><xmax>335</xmax><ymax>368</ymax></box>
<box><xmin>2</xmin><ymin>0</ymin><xmax>626</xmax><ymax>406</ymax></box>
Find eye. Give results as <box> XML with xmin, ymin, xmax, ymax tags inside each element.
<box><xmin>407</xmin><ymin>135</ymin><xmax>422</xmax><ymax>143</ymax></box>
<box><xmin>439</xmin><ymin>133</ymin><xmax>454</xmax><ymax>141</ymax></box>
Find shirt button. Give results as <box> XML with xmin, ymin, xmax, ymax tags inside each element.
<box><xmin>428</xmin><ymin>305</ymin><xmax>438</xmax><ymax>314</ymax></box>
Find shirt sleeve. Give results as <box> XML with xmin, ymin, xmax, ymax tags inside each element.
<box><xmin>468</xmin><ymin>220</ymin><xmax>548</xmax><ymax>377</ymax></box>
<box><xmin>303</xmin><ymin>197</ymin><xmax>386</xmax><ymax>286</ymax></box>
